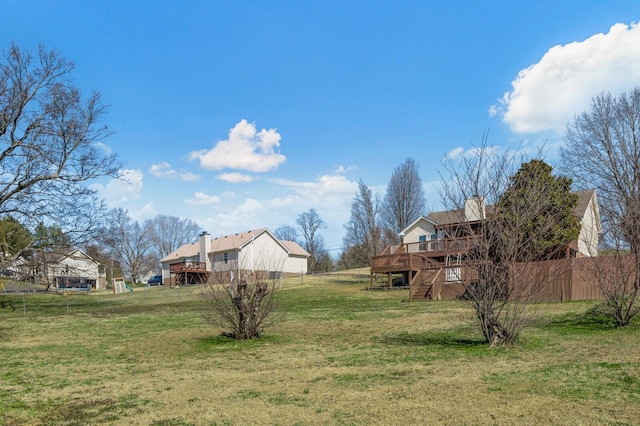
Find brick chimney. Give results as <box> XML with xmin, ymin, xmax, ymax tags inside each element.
<box><xmin>464</xmin><ymin>196</ymin><xmax>485</xmax><ymax>222</ymax></box>
<box><xmin>199</xmin><ymin>231</ymin><xmax>211</xmax><ymax>270</ymax></box>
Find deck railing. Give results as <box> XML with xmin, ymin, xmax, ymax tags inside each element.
<box><xmin>371</xmin><ymin>237</ymin><xmax>475</xmax><ymax>272</ymax></box>
<box><xmin>402</xmin><ymin>236</ymin><xmax>475</xmax><ymax>255</ymax></box>
<box><xmin>170</xmin><ymin>261</ymin><xmax>208</xmax><ymax>273</ymax></box>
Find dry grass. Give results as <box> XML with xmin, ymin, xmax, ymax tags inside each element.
<box><xmin>0</xmin><ymin>273</ymin><xmax>639</xmax><ymax>425</ymax></box>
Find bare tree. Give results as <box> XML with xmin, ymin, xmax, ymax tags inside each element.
<box><xmin>200</xmin><ymin>259</ymin><xmax>280</xmax><ymax>340</ymax></box>
<box><xmin>0</xmin><ymin>43</ymin><xmax>120</xmax><ymax>263</ymax></box>
<box><xmin>296</xmin><ymin>208</ymin><xmax>327</xmax><ymax>272</ymax></box>
<box><xmin>343</xmin><ymin>179</ymin><xmax>383</xmax><ymax>267</ymax></box>
<box><xmin>23</xmin><ymin>223</ymin><xmax>72</xmax><ymax>289</ymax></box>
<box><xmin>103</xmin><ymin>208</ymin><xmax>155</xmax><ymax>283</ymax></box>
<box><xmin>312</xmin><ymin>235</ymin><xmax>334</xmax><ymax>272</ymax></box>
<box><xmin>381</xmin><ymin>158</ymin><xmax>426</xmax><ymax>244</ymax></box>
<box><xmin>146</xmin><ymin>215</ymin><xmax>201</xmax><ymax>259</ymax></box>
<box><xmin>441</xmin><ymin>142</ymin><xmax>577</xmax><ymax>346</ymax></box>
<box><xmin>273</xmin><ymin>225</ymin><xmax>298</xmax><ymax>242</ymax></box>
<box><xmin>562</xmin><ymin>88</ymin><xmax>640</xmax><ymax>326</ymax></box>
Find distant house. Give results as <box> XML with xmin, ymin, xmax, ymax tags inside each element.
<box><xmin>160</xmin><ymin>228</ymin><xmax>310</xmax><ymax>286</ymax></box>
<box><xmin>371</xmin><ymin>189</ymin><xmax>602</xmax><ymax>301</ymax></box>
<box><xmin>11</xmin><ymin>249</ymin><xmax>105</xmax><ymax>290</ymax></box>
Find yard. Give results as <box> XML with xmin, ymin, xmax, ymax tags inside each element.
<box><xmin>0</xmin><ymin>272</ymin><xmax>639</xmax><ymax>425</ymax></box>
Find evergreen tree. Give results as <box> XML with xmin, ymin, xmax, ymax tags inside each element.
<box><xmin>495</xmin><ymin>159</ymin><xmax>580</xmax><ymax>261</ymax></box>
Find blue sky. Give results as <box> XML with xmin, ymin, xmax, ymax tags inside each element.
<box><xmin>3</xmin><ymin>1</ymin><xmax>639</xmax><ymax>254</ymax></box>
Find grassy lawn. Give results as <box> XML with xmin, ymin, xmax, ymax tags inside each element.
<box><xmin>1</xmin><ymin>272</ymin><xmax>639</xmax><ymax>425</ymax></box>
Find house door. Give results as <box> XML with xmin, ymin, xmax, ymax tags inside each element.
<box><xmin>445</xmin><ymin>254</ymin><xmax>462</xmax><ymax>282</ymax></box>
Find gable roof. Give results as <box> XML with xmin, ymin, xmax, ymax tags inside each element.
<box><xmin>160</xmin><ymin>228</ymin><xmax>309</xmax><ymax>263</ymax></box>
<box><xmin>161</xmin><ymin>241</ymin><xmax>199</xmax><ymax>262</ymax></box>
<box><xmin>281</xmin><ymin>240</ymin><xmax>310</xmax><ymax>257</ymax></box>
<box><xmin>57</xmin><ymin>249</ymin><xmax>98</xmax><ymax>264</ymax></box>
<box><xmin>398</xmin><ymin>216</ymin><xmax>439</xmax><ymax>237</ymax></box>
<box><xmin>210</xmin><ymin>228</ymin><xmax>269</xmax><ymax>252</ymax></box>
<box><xmin>416</xmin><ymin>189</ymin><xmax>598</xmax><ymax>231</ymax></box>
<box><xmin>574</xmin><ymin>189</ymin><xmax>596</xmax><ymax>218</ymax></box>
<box><xmin>426</xmin><ymin>209</ymin><xmax>467</xmax><ymax>227</ymax></box>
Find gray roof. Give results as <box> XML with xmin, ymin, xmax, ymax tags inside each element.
<box><xmin>425</xmin><ymin>189</ymin><xmax>596</xmax><ymax>227</ymax></box>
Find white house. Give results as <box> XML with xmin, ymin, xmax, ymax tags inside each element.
<box><xmin>160</xmin><ymin>228</ymin><xmax>310</xmax><ymax>285</ymax></box>
<box><xmin>398</xmin><ymin>189</ymin><xmax>601</xmax><ymax>258</ymax></box>
<box><xmin>14</xmin><ymin>249</ymin><xmax>104</xmax><ymax>289</ymax></box>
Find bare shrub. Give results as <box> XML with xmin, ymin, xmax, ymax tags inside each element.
<box><xmin>441</xmin><ymin>140</ymin><xmax>578</xmax><ymax>346</ymax></box>
<box><xmin>200</xmin><ymin>263</ymin><xmax>280</xmax><ymax>340</ymax></box>
<box><xmin>562</xmin><ymin>88</ymin><xmax>640</xmax><ymax>326</ymax></box>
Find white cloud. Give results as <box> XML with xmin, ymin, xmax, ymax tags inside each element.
<box><xmin>336</xmin><ymin>165</ymin><xmax>357</xmax><ymax>174</ymax></box>
<box><xmin>217</xmin><ymin>172</ymin><xmax>254</xmax><ymax>183</ymax></box>
<box><xmin>271</xmin><ymin>173</ymin><xmax>357</xmax><ymax>200</ymax></box>
<box><xmin>197</xmin><ymin>198</ymin><xmax>267</xmax><ymax>238</ymax></box>
<box><xmin>444</xmin><ymin>145</ymin><xmax>498</xmax><ymax>160</ymax></box>
<box><xmin>184</xmin><ymin>191</ymin><xmax>221</xmax><ymax>206</ymax></box>
<box><xmin>269</xmin><ymin>167</ymin><xmax>358</xmax><ymax>237</ymax></box>
<box><xmin>191</xmin><ymin>167</ymin><xmax>359</xmax><ymax>251</ymax></box>
<box><xmin>149</xmin><ymin>161</ymin><xmax>200</xmax><ymax>182</ymax></box>
<box><xmin>189</xmin><ymin>119</ymin><xmax>286</xmax><ymax>172</ymax></box>
<box><xmin>129</xmin><ymin>202</ymin><xmax>157</xmax><ymax>222</ymax></box>
<box><xmin>92</xmin><ymin>169</ymin><xmax>143</xmax><ymax>207</ymax></box>
<box><xmin>445</xmin><ymin>147</ymin><xmax>465</xmax><ymax>160</ymax></box>
<box><xmin>493</xmin><ymin>22</ymin><xmax>640</xmax><ymax>135</ymax></box>
<box><xmin>93</xmin><ymin>141</ymin><xmax>112</xmax><ymax>155</ymax></box>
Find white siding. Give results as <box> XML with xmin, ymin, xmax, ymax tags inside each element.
<box><xmin>51</xmin><ymin>251</ymin><xmax>99</xmax><ymax>280</ymax></box>
<box><xmin>402</xmin><ymin>218</ymin><xmax>436</xmax><ymax>253</ymax></box>
<box><xmin>161</xmin><ymin>229</ymin><xmax>309</xmax><ymax>279</ymax></box>
<box><xmin>238</xmin><ymin>233</ymin><xmax>290</xmax><ymax>272</ymax></box>
<box><xmin>283</xmin><ymin>255</ymin><xmax>307</xmax><ymax>274</ymax></box>
<box><xmin>578</xmin><ymin>196</ymin><xmax>600</xmax><ymax>257</ymax></box>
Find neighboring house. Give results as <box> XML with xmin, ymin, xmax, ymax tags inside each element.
<box><xmin>371</xmin><ymin>189</ymin><xmax>602</xmax><ymax>301</ymax></box>
<box><xmin>12</xmin><ymin>249</ymin><xmax>104</xmax><ymax>290</ymax></box>
<box><xmin>160</xmin><ymin>228</ymin><xmax>310</xmax><ymax>286</ymax></box>
<box><xmin>397</xmin><ymin>189</ymin><xmax>600</xmax><ymax>259</ymax></box>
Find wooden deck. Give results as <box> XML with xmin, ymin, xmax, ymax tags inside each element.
<box><xmin>372</xmin><ymin>237</ymin><xmax>607</xmax><ymax>303</ymax></box>
<box><xmin>169</xmin><ymin>261</ymin><xmax>210</xmax><ymax>286</ymax></box>
<box><xmin>370</xmin><ymin>237</ymin><xmax>473</xmax><ymax>284</ymax></box>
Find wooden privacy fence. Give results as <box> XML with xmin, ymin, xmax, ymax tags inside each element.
<box><xmin>412</xmin><ymin>256</ymin><xmax>616</xmax><ymax>302</ymax></box>
<box><xmin>519</xmin><ymin>258</ymin><xmax>603</xmax><ymax>302</ymax></box>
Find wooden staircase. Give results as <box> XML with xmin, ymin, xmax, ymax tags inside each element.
<box><xmin>409</xmin><ymin>267</ymin><xmax>444</xmax><ymax>300</ymax></box>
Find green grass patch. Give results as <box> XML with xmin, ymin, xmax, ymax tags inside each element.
<box><xmin>483</xmin><ymin>361</ymin><xmax>640</xmax><ymax>401</ymax></box>
<box><xmin>1</xmin><ymin>275</ymin><xmax>639</xmax><ymax>424</ymax></box>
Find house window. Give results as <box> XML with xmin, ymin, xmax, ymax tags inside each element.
<box><xmin>418</xmin><ymin>235</ymin><xmax>427</xmax><ymax>251</ymax></box>
<box><xmin>223</xmin><ymin>253</ymin><xmax>228</xmax><ymax>264</ymax></box>
<box><xmin>430</xmin><ymin>231</ymin><xmax>445</xmax><ymax>251</ymax></box>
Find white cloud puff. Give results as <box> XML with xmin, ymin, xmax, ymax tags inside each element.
<box><xmin>92</xmin><ymin>169</ymin><xmax>143</xmax><ymax>207</ymax></box>
<box><xmin>149</xmin><ymin>162</ymin><xmax>200</xmax><ymax>182</ymax></box>
<box><xmin>93</xmin><ymin>141</ymin><xmax>112</xmax><ymax>155</ymax></box>
<box><xmin>184</xmin><ymin>191</ymin><xmax>221</xmax><ymax>206</ymax></box>
<box><xmin>189</xmin><ymin>119</ymin><xmax>286</xmax><ymax>172</ymax></box>
<box><xmin>444</xmin><ymin>146</ymin><xmax>498</xmax><ymax>161</ymax></box>
<box><xmin>129</xmin><ymin>202</ymin><xmax>157</xmax><ymax>222</ymax></box>
<box><xmin>269</xmin><ymin>167</ymin><xmax>358</xmax><ymax>228</ymax></box>
<box><xmin>217</xmin><ymin>172</ymin><xmax>254</xmax><ymax>183</ymax></box>
<box><xmin>445</xmin><ymin>147</ymin><xmax>465</xmax><ymax>160</ymax></box>
<box><xmin>493</xmin><ymin>22</ymin><xmax>640</xmax><ymax>134</ymax></box>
